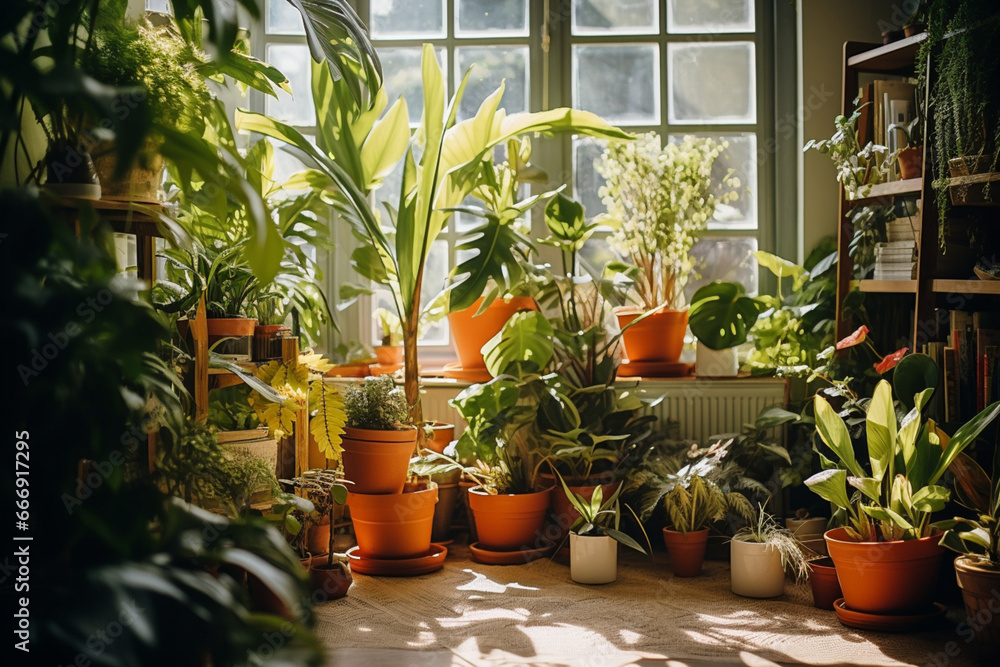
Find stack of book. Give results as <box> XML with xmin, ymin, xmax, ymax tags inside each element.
<box><xmin>874</xmin><ymin>216</ymin><xmax>918</xmax><ymax>280</ymax></box>
<box><xmin>922</xmin><ymin>311</ymin><xmax>1000</xmax><ymax>423</ymax></box>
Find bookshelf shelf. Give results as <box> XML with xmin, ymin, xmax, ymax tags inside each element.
<box><xmin>847</xmin><ymin>33</ymin><xmax>926</xmax><ymax>72</ymax></box>
<box><xmin>945</xmin><ymin>171</ymin><xmax>1000</xmax><ymax>207</ymax></box>
<box><xmin>849</xmin><ymin>178</ymin><xmax>923</xmax><ymax>205</ymax></box>
<box><xmin>853</xmin><ymin>279</ymin><xmax>918</xmax><ymax>293</ymax></box>
<box><xmin>932</xmin><ymin>280</ymin><xmax>1000</xmax><ymax>295</ymax></box>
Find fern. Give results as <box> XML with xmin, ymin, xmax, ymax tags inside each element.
<box><xmin>311</xmin><ymin>381</ymin><xmax>346</xmax><ymax>461</ymax></box>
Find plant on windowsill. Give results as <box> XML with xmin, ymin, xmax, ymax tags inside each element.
<box><xmin>597</xmin><ymin>132</ymin><xmax>738</xmax><ymax>365</ymax></box>
<box><xmin>557</xmin><ymin>473</ymin><xmax>650</xmax><ymax>585</ymax></box>
<box><xmin>373</xmin><ymin>307</ymin><xmax>403</xmax><ymax>369</ymax></box>
<box><xmin>238</xmin><ymin>44</ymin><xmax>632</xmax><ymax>431</ymax></box>
<box><xmin>688</xmin><ymin>280</ymin><xmax>764</xmax><ymax>377</ymax></box>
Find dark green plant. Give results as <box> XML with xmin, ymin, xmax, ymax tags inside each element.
<box><xmin>688</xmin><ymin>281</ymin><xmax>764</xmax><ymax>350</ymax></box>
<box><xmin>211</xmin><ymin>448</ymin><xmax>281</xmax><ymax>518</ymax></box>
<box><xmin>557</xmin><ymin>473</ymin><xmax>650</xmax><ymax>554</ymax></box>
<box><xmin>939</xmin><ymin>443</ymin><xmax>1000</xmax><ymax>566</ymax></box>
<box><xmin>274</xmin><ymin>469</ymin><xmax>349</xmax><ymax>567</ymax></box>
<box><xmin>343</xmin><ymin>375</ymin><xmax>409</xmax><ymax>430</ymax></box>
<box><xmin>918</xmin><ymin>1</ymin><xmax>1000</xmax><ymax>244</ymax></box>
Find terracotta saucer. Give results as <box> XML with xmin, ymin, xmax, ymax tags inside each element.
<box><xmin>345</xmin><ymin>544</ymin><xmax>448</xmax><ymax>577</ymax></box>
<box><xmin>442</xmin><ymin>362</ymin><xmax>492</xmax><ymax>383</ymax></box>
<box><xmin>833</xmin><ymin>598</ymin><xmax>947</xmax><ymax>632</ymax></box>
<box><xmin>469</xmin><ymin>540</ymin><xmax>555</xmax><ymax>565</ymax></box>
<box><xmin>617</xmin><ymin>360</ymin><xmax>694</xmax><ymax>378</ymax></box>
<box><xmin>431</xmin><ymin>538</ymin><xmax>455</xmax><ymax>547</ymax></box>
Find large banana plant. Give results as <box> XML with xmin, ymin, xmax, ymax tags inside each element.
<box><xmin>239</xmin><ymin>44</ymin><xmax>631</xmax><ymax>423</ymax></box>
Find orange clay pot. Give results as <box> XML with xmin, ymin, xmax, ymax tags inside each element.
<box><xmin>347</xmin><ymin>484</ymin><xmax>438</xmax><ymax>559</ymax></box>
<box><xmin>616</xmin><ymin>307</ymin><xmax>689</xmax><ymax>363</ymax></box>
<box><xmin>448</xmin><ymin>296</ymin><xmax>537</xmax><ymax>370</ymax></box>
<box><xmin>424</xmin><ymin>421</ymin><xmax>455</xmax><ymax>454</ymax></box>
<box><xmin>340</xmin><ymin>425</ymin><xmax>417</xmax><ymax>495</ymax></box>
<box><xmin>662</xmin><ymin>527</ymin><xmax>709</xmax><ymax>577</ymax></box>
<box><xmin>468</xmin><ymin>486</ymin><xmax>552</xmax><ymax>552</ymax></box>
<box><xmin>824</xmin><ymin>527</ymin><xmax>945</xmax><ymax>614</ymax></box>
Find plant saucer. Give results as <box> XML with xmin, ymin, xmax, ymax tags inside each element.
<box><xmin>442</xmin><ymin>361</ymin><xmax>492</xmax><ymax>383</ymax></box>
<box><xmin>345</xmin><ymin>544</ymin><xmax>447</xmax><ymax>577</ymax></box>
<box><xmin>469</xmin><ymin>540</ymin><xmax>555</xmax><ymax>565</ymax></box>
<box><xmin>833</xmin><ymin>598</ymin><xmax>947</xmax><ymax>632</ymax></box>
<box><xmin>431</xmin><ymin>538</ymin><xmax>455</xmax><ymax>547</ymax></box>
<box><xmin>617</xmin><ymin>360</ymin><xmax>694</xmax><ymax>378</ymax></box>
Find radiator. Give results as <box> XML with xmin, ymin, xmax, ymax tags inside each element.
<box><xmin>419</xmin><ymin>377</ymin><xmax>789</xmax><ymax>445</ymax></box>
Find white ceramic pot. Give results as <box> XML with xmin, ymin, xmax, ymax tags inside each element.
<box><xmin>570</xmin><ymin>533</ymin><xmax>617</xmax><ymax>584</ymax></box>
<box><xmin>695</xmin><ymin>342</ymin><xmax>739</xmax><ymax>377</ymax></box>
<box><xmin>785</xmin><ymin>517</ymin><xmax>827</xmax><ymax>540</ymax></box>
<box><xmin>730</xmin><ymin>539</ymin><xmax>785</xmax><ymax>598</ymax></box>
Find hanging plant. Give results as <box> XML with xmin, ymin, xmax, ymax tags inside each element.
<box><xmin>918</xmin><ymin>1</ymin><xmax>1000</xmax><ymax>245</ymax></box>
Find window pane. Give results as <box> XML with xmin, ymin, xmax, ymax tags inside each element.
<box><xmin>573</xmin><ymin>44</ymin><xmax>659</xmax><ymax>125</ymax></box>
<box><xmin>265</xmin><ymin>44</ymin><xmax>314</xmax><ymax>126</ymax></box>
<box><xmin>668</xmin><ymin>133</ymin><xmax>757</xmax><ymax>230</ymax></box>
<box><xmin>457</xmin><ymin>0</ymin><xmax>529</xmax><ymax>36</ymax></box>
<box><xmin>455</xmin><ymin>47</ymin><xmax>529</xmax><ymax>120</ymax></box>
<box><xmin>266</xmin><ymin>0</ymin><xmax>305</xmax><ymax>35</ymax></box>
<box><xmin>685</xmin><ymin>236</ymin><xmax>759</xmax><ymax>301</ymax></box>
<box><xmin>370</xmin><ymin>0</ymin><xmax>446</xmax><ymax>39</ymax></box>
<box><xmin>572</xmin><ymin>0</ymin><xmax>658</xmax><ymax>35</ymax></box>
<box><xmin>146</xmin><ymin>0</ymin><xmax>171</xmax><ymax>12</ymax></box>
<box><xmin>667</xmin><ymin>0</ymin><xmax>754</xmax><ymax>34</ymax></box>
<box><xmin>573</xmin><ymin>137</ymin><xmax>607</xmax><ymax>221</ymax></box>
<box><xmin>371</xmin><ymin>240</ymin><xmax>449</xmax><ymax>347</ymax></box>
<box><xmin>668</xmin><ymin>42</ymin><xmax>755</xmax><ymax>124</ymax></box>
<box><xmin>380</xmin><ymin>48</ymin><xmax>447</xmax><ymax>125</ymax></box>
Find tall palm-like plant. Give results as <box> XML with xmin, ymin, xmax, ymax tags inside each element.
<box><xmin>240</xmin><ymin>45</ymin><xmax>632</xmax><ymax>424</ymax></box>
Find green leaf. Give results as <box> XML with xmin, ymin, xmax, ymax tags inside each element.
<box><xmin>607</xmin><ymin>528</ymin><xmax>646</xmax><ymax>554</ymax></box>
<box><xmin>893</xmin><ymin>353</ymin><xmax>939</xmax><ymax>410</ymax></box>
<box><xmin>865</xmin><ymin>380</ymin><xmax>896</xmax><ymax>482</ymax></box>
<box><xmin>805</xmin><ymin>468</ymin><xmax>853</xmax><ymax>511</ymax></box>
<box><xmin>848</xmin><ymin>476</ymin><xmax>882</xmax><ymax>503</ymax></box>
<box><xmin>754</xmin><ymin>407</ymin><xmax>802</xmax><ymax>429</ymax></box>
<box><xmin>361</xmin><ymin>96</ymin><xmax>410</xmax><ymax>188</ymax></box>
<box><xmin>929</xmin><ymin>402</ymin><xmax>1000</xmax><ymax>485</ymax></box>
<box><xmin>448</xmin><ymin>211</ymin><xmax>532</xmax><ymax>313</ymax></box>
<box><xmin>814</xmin><ymin>395</ymin><xmax>865</xmax><ymax>478</ymax></box>
<box><xmin>754</xmin><ymin>250</ymin><xmax>806</xmax><ymax>282</ymax></box>
<box><xmin>688</xmin><ymin>281</ymin><xmax>762</xmax><ymax>350</ymax></box>
<box><xmin>482</xmin><ymin>310</ymin><xmax>555</xmax><ymax>377</ymax></box>
<box><xmin>862</xmin><ymin>505</ymin><xmax>914</xmax><ymax>531</ymax></box>
<box><xmin>911</xmin><ymin>484</ymin><xmax>950</xmax><ymax>513</ymax></box>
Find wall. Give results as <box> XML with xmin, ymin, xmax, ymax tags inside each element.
<box><xmin>796</xmin><ymin>0</ymin><xmax>912</xmax><ymax>260</ymax></box>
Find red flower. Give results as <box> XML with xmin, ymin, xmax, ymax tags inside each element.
<box><xmin>875</xmin><ymin>347</ymin><xmax>909</xmax><ymax>374</ymax></box>
<box><xmin>836</xmin><ymin>325</ymin><xmax>869</xmax><ymax>350</ymax></box>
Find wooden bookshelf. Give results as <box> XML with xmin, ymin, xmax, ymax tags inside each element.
<box><xmin>847</xmin><ymin>33</ymin><xmax>927</xmax><ymax>72</ymax></box>
<box><xmin>853</xmin><ymin>279</ymin><xmax>918</xmax><ymax>293</ymax></box>
<box><xmin>848</xmin><ymin>178</ymin><xmax>923</xmax><ymax>205</ymax></box>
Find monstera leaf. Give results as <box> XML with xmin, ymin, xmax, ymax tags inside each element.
<box><xmin>688</xmin><ymin>281</ymin><xmax>762</xmax><ymax>350</ymax></box>
<box><xmin>482</xmin><ymin>310</ymin><xmax>555</xmax><ymax>377</ymax></box>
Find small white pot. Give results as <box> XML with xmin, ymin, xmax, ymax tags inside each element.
<box><xmin>570</xmin><ymin>533</ymin><xmax>617</xmax><ymax>584</ymax></box>
<box><xmin>785</xmin><ymin>516</ymin><xmax>827</xmax><ymax>540</ymax></box>
<box><xmin>695</xmin><ymin>342</ymin><xmax>739</xmax><ymax>377</ymax></box>
<box><xmin>730</xmin><ymin>539</ymin><xmax>785</xmax><ymax>598</ymax></box>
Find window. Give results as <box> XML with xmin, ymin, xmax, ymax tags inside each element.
<box><xmin>253</xmin><ymin>0</ymin><xmax>782</xmax><ymax>356</ymax></box>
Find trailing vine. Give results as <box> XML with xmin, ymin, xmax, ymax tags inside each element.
<box><xmin>918</xmin><ymin>1</ymin><xmax>1000</xmax><ymax>246</ymax></box>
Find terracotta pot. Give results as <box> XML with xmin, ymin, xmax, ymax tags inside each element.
<box><xmin>809</xmin><ymin>557</ymin><xmax>842</xmax><ymax>610</ymax></box>
<box><xmin>305</xmin><ymin>521</ymin><xmax>331</xmax><ymax>557</ymax></box>
<box><xmin>662</xmin><ymin>527</ymin><xmax>709</xmax><ymax>577</ymax></box>
<box><xmin>786</xmin><ymin>516</ymin><xmax>828</xmax><ymax>541</ymax></box>
<box><xmin>903</xmin><ymin>23</ymin><xmax>926</xmax><ymax>38</ymax></box>
<box><xmin>431</xmin><ymin>468</ymin><xmax>462</xmax><ymax>543</ymax></box>
<box><xmin>246</xmin><ymin>571</ymin><xmax>296</xmax><ymax>620</ymax></box>
<box><xmin>570</xmin><ymin>533</ymin><xmax>617</xmax><ymax>584</ymax></box>
<box><xmin>43</xmin><ymin>140</ymin><xmax>101</xmax><ymax>200</ymax></box>
<box><xmin>448</xmin><ymin>296</ymin><xmax>537</xmax><ymax>370</ymax></box>
<box><xmin>468</xmin><ymin>486</ymin><xmax>552</xmax><ymax>552</ymax></box>
<box><xmin>731</xmin><ymin>539</ymin><xmax>785</xmax><ymax>598</ymax></box>
<box><xmin>459</xmin><ymin>479</ymin><xmax>478</xmax><ymax>543</ymax></box>
<box><xmin>954</xmin><ymin>556</ymin><xmax>1000</xmax><ymax>645</ymax></box>
<box><xmin>206</xmin><ymin>317</ymin><xmax>257</xmax><ymax>345</ymax></box>
<box><xmin>551</xmin><ymin>479</ymin><xmax>622</xmax><ymax>538</ymax></box>
<box><xmin>347</xmin><ymin>484</ymin><xmax>438</xmax><ymax>559</ymax></box>
<box><xmin>340</xmin><ymin>425</ymin><xmax>417</xmax><ymax>495</ymax></box>
<box><xmin>425</xmin><ymin>422</ymin><xmax>455</xmax><ymax>454</ymax></box>
<box><xmin>825</xmin><ymin>527</ymin><xmax>945</xmax><ymax>614</ymax></box>
<box><xmin>254</xmin><ymin>324</ymin><xmax>290</xmax><ymax>361</ymax></box>
<box><xmin>375</xmin><ymin>345</ymin><xmax>403</xmax><ymax>366</ymax></box>
<box><xmin>616</xmin><ymin>307</ymin><xmax>689</xmax><ymax>363</ymax></box>
<box><xmin>92</xmin><ymin>139</ymin><xmax>164</xmax><ymax>202</ymax></box>
<box><xmin>898</xmin><ymin>146</ymin><xmax>923</xmax><ymax>180</ymax></box>
<box><xmin>301</xmin><ymin>556</ymin><xmax>352</xmax><ymax>600</ymax></box>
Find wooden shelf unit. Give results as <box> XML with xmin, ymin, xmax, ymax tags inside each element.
<box><xmin>834</xmin><ymin>39</ymin><xmax>1000</xmax><ymax>348</ymax></box>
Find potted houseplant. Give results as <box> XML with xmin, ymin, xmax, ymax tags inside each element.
<box><xmin>557</xmin><ymin>474</ymin><xmax>650</xmax><ymax>585</ymax></box>
<box><xmin>889</xmin><ymin>114</ymin><xmax>924</xmax><ymax>180</ymax></box>
<box><xmin>730</xmin><ymin>509</ymin><xmax>811</xmax><ymax>598</ymax></box>
<box><xmin>597</xmin><ymin>132</ymin><xmax>738</xmax><ymax>364</ymax></box>
<box><xmin>937</xmin><ymin>443</ymin><xmax>1000</xmax><ymax>644</ymax></box>
<box><xmin>339</xmin><ymin>375</ymin><xmax>416</xmax><ymax>494</ymax></box>
<box><xmin>629</xmin><ymin>440</ymin><xmax>755</xmax><ymax>577</ymax></box>
<box><xmin>373</xmin><ymin>307</ymin><xmax>403</xmax><ymax>370</ymax></box>
<box><xmin>273</xmin><ymin>469</ymin><xmax>353</xmax><ymax>599</ymax></box>
<box><xmin>804</xmin><ymin>104</ymin><xmax>893</xmax><ymax>201</ymax></box>
<box><xmin>239</xmin><ymin>44</ymin><xmax>631</xmax><ymax>429</ymax></box>
<box><xmin>252</xmin><ymin>296</ymin><xmax>291</xmax><ymax>362</ymax></box>
<box><xmin>688</xmin><ymin>281</ymin><xmax>763</xmax><ymax>377</ymax></box>
<box><xmin>808</xmin><ymin>557</ymin><xmax>843</xmax><ymax>610</ymax></box>
<box><xmin>806</xmin><ymin>373</ymin><xmax>1000</xmax><ymax>615</ymax></box>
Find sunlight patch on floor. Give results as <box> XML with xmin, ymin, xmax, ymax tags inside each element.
<box><xmin>456</xmin><ymin>569</ymin><xmax>542</xmax><ymax>594</ymax></box>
